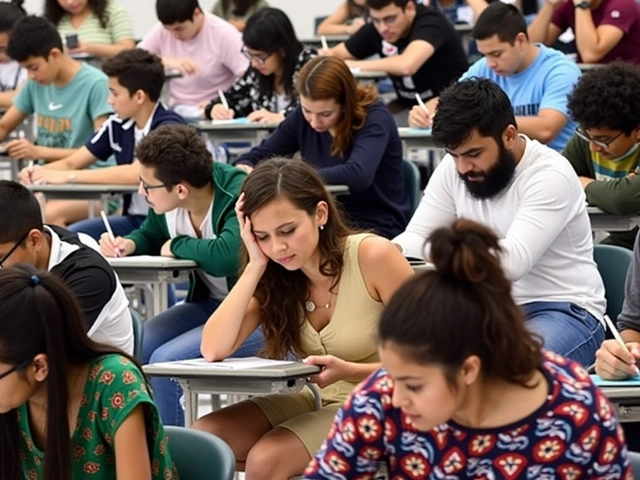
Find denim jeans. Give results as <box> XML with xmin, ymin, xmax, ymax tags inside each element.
<box><xmin>68</xmin><ymin>214</ymin><xmax>147</xmax><ymax>241</ymax></box>
<box><xmin>142</xmin><ymin>297</ymin><xmax>265</xmax><ymax>426</ymax></box>
<box><xmin>522</xmin><ymin>301</ymin><xmax>605</xmax><ymax>367</ymax></box>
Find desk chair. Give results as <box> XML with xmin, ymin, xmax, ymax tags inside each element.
<box><xmin>165</xmin><ymin>426</ymin><xmax>235</xmax><ymax>480</ymax></box>
<box><xmin>314</xmin><ymin>16</ymin><xmax>328</xmax><ymax>33</ymax></box>
<box><xmin>130</xmin><ymin>307</ymin><xmax>144</xmax><ymax>360</ymax></box>
<box><xmin>403</xmin><ymin>159</ymin><xmax>421</xmax><ymax>216</ymax></box>
<box><xmin>628</xmin><ymin>451</ymin><xmax>640</xmax><ymax>476</ymax></box>
<box><xmin>593</xmin><ymin>244</ymin><xmax>634</xmax><ymax>322</ymax></box>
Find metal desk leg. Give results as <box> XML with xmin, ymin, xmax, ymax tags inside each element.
<box><xmin>178</xmin><ymin>378</ymin><xmax>198</xmax><ymax>427</ymax></box>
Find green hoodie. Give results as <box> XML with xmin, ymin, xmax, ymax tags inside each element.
<box><xmin>126</xmin><ymin>163</ymin><xmax>246</xmax><ymax>302</ymax></box>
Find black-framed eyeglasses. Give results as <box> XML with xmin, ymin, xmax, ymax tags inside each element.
<box><xmin>139</xmin><ymin>178</ymin><xmax>176</xmax><ymax>195</ymax></box>
<box><xmin>575</xmin><ymin>127</ymin><xmax>624</xmax><ymax>149</ymax></box>
<box><xmin>0</xmin><ymin>358</ymin><xmax>31</xmax><ymax>381</ymax></box>
<box><xmin>0</xmin><ymin>231</ymin><xmax>30</xmax><ymax>269</ymax></box>
<box><xmin>240</xmin><ymin>46</ymin><xmax>273</xmax><ymax>66</ymax></box>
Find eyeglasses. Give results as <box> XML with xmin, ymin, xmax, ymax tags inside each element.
<box><xmin>575</xmin><ymin>127</ymin><xmax>624</xmax><ymax>149</ymax></box>
<box><xmin>0</xmin><ymin>231</ymin><xmax>30</xmax><ymax>269</ymax></box>
<box><xmin>0</xmin><ymin>359</ymin><xmax>31</xmax><ymax>381</ymax></box>
<box><xmin>371</xmin><ymin>13</ymin><xmax>400</xmax><ymax>27</ymax></box>
<box><xmin>139</xmin><ymin>178</ymin><xmax>176</xmax><ymax>195</ymax></box>
<box><xmin>240</xmin><ymin>46</ymin><xmax>273</xmax><ymax>66</ymax></box>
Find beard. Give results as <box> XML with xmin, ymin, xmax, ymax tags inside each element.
<box><xmin>459</xmin><ymin>143</ymin><xmax>517</xmax><ymax>200</ymax></box>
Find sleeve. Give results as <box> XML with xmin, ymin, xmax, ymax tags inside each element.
<box><xmin>459</xmin><ymin>58</ymin><xmax>486</xmax><ymax>81</ymax></box>
<box><xmin>317</xmin><ymin>107</ymin><xmax>393</xmax><ymax>192</ymax></box>
<box><xmin>583</xmin><ymin>175</ymin><xmax>640</xmax><ymax>216</ymax></box>
<box><xmin>392</xmin><ymin>157</ymin><xmax>459</xmax><ymax>259</ymax></box>
<box><xmin>137</xmin><ymin>24</ymin><xmax>163</xmax><ymax>55</ymax></box>
<box><xmin>344</xmin><ymin>24</ymin><xmax>379</xmax><ymax>60</ymax></box>
<box><xmin>539</xmin><ymin>61</ymin><xmax>581</xmax><ymax>117</ymax></box>
<box><xmin>170</xmin><ymin>202</ymin><xmax>243</xmax><ymax>278</ymax></box>
<box><xmin>409</xmin><ymin>15</ymin><xmax>450</xmax><ymax>51</ymax></box>
<box><xmin>304</xmin><ymin>379</ymin><xmax>388</xmax><ymax>479</ymax></box>
<box><xmin>221</xmin><ymin>27</ymin><xmax>250</xmax><ymax>77</ymax></box>
<box><xmin>88</xmin><ymin>75</ymin><xmax>112</xmax><ymax>121</ymax></box>
<box><xmin>12</xmin><ymin>80</ymin><xmax>34</xmax><ymax>115</ymax></box>
<box><xmin>562</xmin><ymin>135</ymin><xmax>592</xmax><ymax>178</ymax></box>
<box><xmin>551</xmin><ymin>2</ymin><xmax>571</xmax><ymax>31</ymax></box>
<box><xmin>599</xmin><ymin>0</ymin><xmax>638</xmax><ymax>33</ymax></box>
<box><xmin>233</xmin><ymin>109</ymin><xmax>302</xmax><ymax>167</ymax></box>
<box><xmin>125</xmin><ymin>211</ymin><xmax>170</xmax><ymax>255</ymax></box>
<box><xmin>85</xmin><ymin>117</ymin><xmax>115</xmax><ymax>160</ymax></box>
<box><xmin>108</xmin><ymin>4</ymin><xmax>134</xmax><ymax>43</ymax></box>
<box><xmin>206</xmin><ymin>67</ymin><xmax>259</xmax><ymax>119</ymax></box>
<box><xmin>615</xmin><ymin>231</ymin><xmax>640</xmax><ymax>333</ymax></box>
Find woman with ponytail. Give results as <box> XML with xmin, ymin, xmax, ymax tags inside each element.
<box><xmin>0</xmin><ymin>0</ymin><xmax>27</xmax><ymax>108</ymax></box>
<box><xmin>306</xmin><ymin>219</ymin><xmax>631</xmax><ymax>479</ymax></box>
<box><xmin>0</xmin><ymin>264</ymin><xmax>177</xmax><ymax>480</ymax></box>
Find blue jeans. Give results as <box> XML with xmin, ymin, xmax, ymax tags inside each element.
<box><xmin>522</xmin><ymin>301</ymin><xmax>604</xmax><ymax>367</ymax></box>
<box><xmin>142</xmin><ymin>297</ymin><xmax>265</xmax><ymax>426</ymax></box>
<box><xmin>68</xmin><ymin>214</ymin><xmax>147</xmax><ymax>241</ymax></box>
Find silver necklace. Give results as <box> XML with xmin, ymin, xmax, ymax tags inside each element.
<box><xmin>305</xmin><ymin>294</ymin><xmax>332</xmax><ymax>313</ymax></box>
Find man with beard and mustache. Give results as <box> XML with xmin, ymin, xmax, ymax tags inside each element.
<box><xmin>394</xmin><ymin>78</ymin><xmax>606</xmax><ymax>367</ymax></box>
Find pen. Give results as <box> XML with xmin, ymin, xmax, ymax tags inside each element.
<box><xmin>100</xmin><ymin>210</ymin><xmax>120</xmax><ymax>257</ymax></box>
<box><xmin>603</xmin><ymin>314</ymin><xmax>632</xmax><ymax>357</ymax></box>
<box><xmin>415</xmin><ymin>93</ymin><xmax>430</xmax><ymax>115</ymax></box>
<box><xmin>218</xmin><ymin>90</ymin><xmax>229</xmax><ymax>111</ymax></box>
<box><xmin>321</xmin><ymin>35</ymin><xmax>329</xmax><ymax>51</ymax></box>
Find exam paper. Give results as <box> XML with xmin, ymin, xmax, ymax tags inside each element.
<box><xmin>158</xmin><ymin>357</ymin><xmax>295</xmax><ymax>370</ymax></box>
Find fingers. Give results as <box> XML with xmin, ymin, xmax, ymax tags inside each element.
<box><xmin>408</xmin><ymin>106</ymin><xmax>431</xmax><ymax>129</ymax></box>
<box><xmin>18</xmin><ymin>166</ymin><xmax>33</xmax><ymax>185</ymax></box>
<box><xmin>180</xmin><ymin>60</ymin><xmax>200</xmax><ymax>76</ymax></box>
<box><xmin>236</xmin><ymin>164</ymin><xmax>254</xmax><ymax>174</ymax></box>
<box><xmin>595</xmin><ymin>340</ymin><xmax>639</xmax><ymax>380</ymax></box>
<box><xmin>211</xmin><ymin>104</ymin><xmax>233</xmax><ymax>120</ymax></box>
<box><xmin>99</xmin><ymin>233</ymin><xmax>118</xmax><ymax>257</ymax></box>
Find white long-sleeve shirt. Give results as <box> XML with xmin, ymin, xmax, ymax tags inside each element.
<box><xmin>394</xmin><ymin>136</ymin><xmax>606</xmax><ymax>319</ymax></box>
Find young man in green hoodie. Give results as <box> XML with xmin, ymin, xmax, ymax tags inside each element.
<box><xmin>100</xmin><ymin>124</ymin><xmax>263</xmax><ymax>426</ymax></box>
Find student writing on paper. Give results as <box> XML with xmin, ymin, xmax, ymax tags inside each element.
<box><xmin>204</xmin><ymin>8</ymin><xmax>316</xmax><ymax>125</ymax></box>
<box><xmin>306</xmin><ymin>219</ymin><xmax>631</xmax><ymax>479</ymax></box>
<box><xmin>99</xmin><ymin>125</ymin><xmax>262</xmax><ymax>426</ymax></box>
<box><xmin>0</xmin><ymin>265</ymin><xmax>178</xmax><ymax>480</ymax></box>
<box><xmin>316</xmin><ymin>0</ymin><xmax>368</xmax><ymax>36</ymax></box>
<box><xmin>194</xmin><ymin>159</ymin><xmax>414</xmax><ymax>479</ymax></box>
<box><xmin>563</xmin><ymin>62</ymin><xmax>640</xmax><ymax>251</ymax></box>
<box><xmin>44</xmin><ymin>0</ymin><xmax>135</xmax><ymax>59</ymax></box>
<box><xmin>0</xmin><ymin>181</ymin><xmax>133</xmax><ymax>353</ymax></box>
<box><xmin>212</xmin><ymin>0</ymin><xmax>269</xmax><ymax>32</ymax></box>
<box><xmin>394</xmin><ymin>79</ymin><xmax>607</xmax><ymax>367</ymax></box>
<box><xmin>0</xmin><ymin>1</ymin><xmax>27</xmax><ymax>110</ymax></box>
<box><xmin>19</xmin><ymin>49</ymin><xmax>186</xmax><ymax>239</ymax></box>
<box><xmin>234</xmin><ymin>56</ymin><xmax>411</xmax><ymax>239</ymax></box>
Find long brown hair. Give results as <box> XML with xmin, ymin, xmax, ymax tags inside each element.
<box><xmin>241</xmin><ymin>158</ymin><xmax>354</xmax><ymax>359</ymax></box>
<box><xmin>296</xmin><ymin>56</ymin><xmax>378</xmax><ymax>157</ymax></box>
<box><xmin>379</xmin><ymin>219</ymin><xmax>542</xmax><ymax>389</ymax></box>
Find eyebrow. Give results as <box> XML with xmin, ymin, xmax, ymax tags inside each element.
<box><xmin>395</xmin><ymin>375</ymin><xmax>422</xmax><ymax>381</ymax></box>
<box><xmin>252</xmin><ymin>221</ymin><xmax>296</xmax><ymax>234</ymax></box>
<box><xmin>446</xmin><ymin>147</ymin><xmax>483</xmax><ymax>156</ymax></box>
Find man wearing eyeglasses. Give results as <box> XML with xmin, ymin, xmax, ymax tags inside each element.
<box><xmin>0</xmin><ymin>180</ymin><xmax>134</xmax><ymax>354</ymax></box>
<box><xmin>564</xmin><ymin>62</ymin><xmax>640</xmax><ymax>250</ymax></box>
<box><xmin>322</xmin><ymin>0</ymin><xmax>468</xmax><ymax>125</ymax></box>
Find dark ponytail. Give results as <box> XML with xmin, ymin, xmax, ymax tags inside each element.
<box><xmin>0</xmin><ymin>0</ymin><xmax>26</xmax><ymax>33</ymax></box>
<box><xmin>379</xmin><ymin>218</ymin><xmax>542</xmax><ymax>388</ymax></box>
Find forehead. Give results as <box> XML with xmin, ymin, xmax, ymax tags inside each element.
<box><xmin>107</xmin><ymin>76</ymin><xmax>126</xmax><ymax>89</ymax></box>
<box><xmin>138</xmin><ymin>164</ymin><xmax>160</xmax><ymax>182</ymax></box>
<box><xmin>584</xmin><ymin>126</ymin><xmax>619</xmax><ymax>138</ymax></box>
<box><xmin>300</xmin><ymin>97</ymin><xmax>339</xmax><ymax>112</ymax></box>
<box><xmin>379</xmin><ymin>344</ymin><xmax>437</xmax><ymax>377</ymax></box>
<box><xmin>250</xmin><ymin>198</ymin><xmax>308</xmax><ymax>228</ymax></box>
<box><xmin>446</xmin><ymin>129</ymin><xmax>496</xmax><ymax>153</ymax></box>
<box><xmin>20</xmin><ymin>56</ymin><xmax>48</xmax><ymax>68</ymax></box>
<box><xmin>164</xmin><ymin>21</ymin><xmax>193</xmax><ymax>31</ymax></box>
<box><xmin>476</xmin><ymin>35</ymin><xmax>513</xmax><ymax>52</ymax></box>
<box><xmin>369</xmin><ymin>4</ymin><xmax>403</xmax><ymax>17</ymax></box>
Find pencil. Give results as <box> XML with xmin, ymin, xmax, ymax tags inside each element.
<box><xmin>603</xmin><ymin>314</ymin><xmax>632</xmax><ymax>356</ymax></box>
<box><xmin>100</xmin><ymin>210</ymin><xmax>120</xmax><ymax>257</ymax></box>
<box><xmin>414</xmin><ymin>93</ymin><xmax>430</xmax><ymax>115</ymax></box>
<box><xmin>321</xmin><ymin>35</ymin><xmax>329</xmax><ymax>50</ymax></box>
<box><xmin>218</xmin><ymin>90</ymin><xmax>229</xmax><ymax>110</ymax></box>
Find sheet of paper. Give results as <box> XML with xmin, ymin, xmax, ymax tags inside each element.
<box><xmin>406</xmin><ymin>127</ymin><xmax>432</xmax><ymax>134</ymax></box>
<box><xmin>590</xmin><ymin>374</ymin><xmax>640</xmax><ymax>387</ymax></box>
<box><xmin>211</xmin><ymin>117</ymin><xmax>249</xmax><ymax>125</ymax></box>
<box><xmin>349</xmin><ymin>67</ymin><xmax>362</xmax><ymax>74</ymax></box>
<box><xmin>159</xmin><ymin>357</ymin><xmax>296</xmax><ymax>370</ymax></box>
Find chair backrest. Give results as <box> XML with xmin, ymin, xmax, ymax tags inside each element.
<box><xmin>314</xmin><ymin>15</ymin><xmax>328</xmax><ymax>33</ymax></box>
<box><xmin>628</xmin><ymin>450</ymin><xmax>640</xmax><ymax>477</ymax></box>
<box><xmin>165</xmin><ymin>426</ymin><xmax>236</xmax><ymax>480</ymax></box>
<box><xmin>593</xmin><ymin>244</ymin><xmax>634</xmax><ymax>322</ymax></box>
<box><xmin>129</xmin><ymin>307</ymin><xmax>144</xmax><ymax>360</ymax></box>
<box><xmin>403</xmin><ymin>159</ymin><xmax>421</xmax><ymax>216</ymax></box>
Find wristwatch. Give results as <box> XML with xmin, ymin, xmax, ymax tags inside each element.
<box><xmin>575</xmin><ymin>1</ymin><xmax>590</xmax><ymax>8</ymax></box>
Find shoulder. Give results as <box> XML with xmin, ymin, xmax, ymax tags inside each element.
<box><xmin>356</xmin><ymin>234</ymin><xmax>406</xmax><ymax>268</ymax></box>
<box><xmin>363</xmin><ymin>101</ymin><xmax>395</xmax><ymax>125</ymax></box>
<box><xmin>537</xmin><ymin>46</ymin><xmax>581</xmax><ymax>76</ymax></box>
<box><xmin>105</xmin><ymin>1</ymin><xmax>129</xmax><ymax>16</ymax></box>
<box><xmin>88</xmin><ymin>354</ymin><xmax>146</xmax><ymax>391</ymax></box>
<box><xmin>298</xmin><ymin>45</ymin><xmax>318</xmax><ymax>65</ymax></box>
<box><xmin>414</xmin><ymin>4</ymin><xmax>450</xmax><ymax>26</ymax></box>
<box><xmin>153</xmin><ymin>107</ymin><xmax>188</xmax><ymax>127</ymax></box>
<box><xmin>214</xmin><ymin>162</ymin><xmax>247</xmax><ymax>192</ymax></box>
<box><xmin>603</xmin><ymin>0</ymin><xmax>640</xmax><ymax>14</ymax></box>
<box><xmin>79</xmin><ymin>64</ymin><xmax>109</xmax><ymax>83</ymax></box>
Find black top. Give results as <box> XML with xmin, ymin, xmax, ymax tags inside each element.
<box><xmin>345</xmin><ymin>4</ymin><xmax>468</xmax><ymax>106</ymax></box>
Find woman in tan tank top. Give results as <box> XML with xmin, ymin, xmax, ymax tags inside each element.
<box><xmin>194</xmin><ymin>158</ymin><xmax>414</xmax><ymax>479</ymax></box>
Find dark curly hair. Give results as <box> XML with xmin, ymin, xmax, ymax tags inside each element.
<box><xmin>44</xmin><ymin>0</ymin><xmax>110</xmax><ymax>29</ymax></box>
<box><xmin>567</xmin><ymin>62</ymin><xmax>640</xmax><ymax>135</ymax></box>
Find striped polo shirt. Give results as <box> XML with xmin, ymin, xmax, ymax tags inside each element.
<box><xmin>58</xmin><ymin>1</ymin><xmax>133</xmax><ymax>47</ymax></box>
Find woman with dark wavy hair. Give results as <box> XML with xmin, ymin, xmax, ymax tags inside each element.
<box><xmin>195</xmin><ymin>157</ymin><xmax>414</xmax><ymax>479</ymax></box>
<box><xmin>44</xmin><ymin>0</ymin><xmax>134</xmax><ymax>58</ymax></box>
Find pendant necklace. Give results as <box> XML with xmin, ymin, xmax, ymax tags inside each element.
<box><xmin>305</xmin><ymin>293</ymin><xmax>332</xmax><ymax>313</ymax></box>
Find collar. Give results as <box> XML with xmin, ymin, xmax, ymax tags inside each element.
<box><xmin>45</xmin><ymin>225</ymin><xmax>79</xmax><ymax>271</ymax></box>
<box><xmin>122</xmin><ymin>102</ymin><xmax>161</xmax><ymax>133</ymax></box>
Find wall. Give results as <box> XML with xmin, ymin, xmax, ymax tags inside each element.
<box><xmin>22</xmin><ymin>0</ymin><xmax>344</xmax><ymax>39</ymax></box>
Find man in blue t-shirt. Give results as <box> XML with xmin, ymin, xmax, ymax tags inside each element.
<box><xmin>409</xmin><ymin>2</ymin><xmax>580</xmax><ymax>151</ymax></box>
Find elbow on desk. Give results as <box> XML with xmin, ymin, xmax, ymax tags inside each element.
<box><xmin>579</xmin><ymin>50</ymin><xmax>605</xmax><ymax>65</ymax></box>
<box><xmin>200</xmin><ymin>345</ymin><xmax>228</xmax><ymax>363</ymax></box>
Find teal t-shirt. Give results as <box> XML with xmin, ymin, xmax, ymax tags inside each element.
<box><xmin>13</xmin><ymin>63</ymin><xmax>113</xmax><ymax>166</ymax></box>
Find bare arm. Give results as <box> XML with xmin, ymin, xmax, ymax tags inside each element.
<box><xmin>0</xmin><ymin>91</ymin><xmax>17</xmax><ymax>110</ymax></box>
<box><xmin>31</xmin><ymin>161</ymin><xmax>139</xmax><ymax>185</ymax></box>
<box><xmin>0</xmin><ymin>106</ymin><xmax>26</xmax><ymax>142</ymax></box>
<box><xmin>516</xmin><ymin>109</ymin><xmax>569</xmax><ymax>144</ymax></box>
<box><xmin>528</xmin><ymin>1</ymin><xmax>563</xmax><ymax>44</ymax></box>
<box><xmin>114</xmin><ymin>405</ymin><xmax>152</xmax><ymax>480</ymax></box>
<box><xmin>82</xmin><ymin>39</ymin><xmax>136</xmax><ymax>59</ymax></box>
<box><xmin>466</xmin><ymin>0</ymin><xmax>489</xmax><ymax>21</ymax></box>
<box><xmin>347</xmin><ymin>40</ymin><xmax>436</xmax><ymax>76</ymax></box>
<box><xmin>323</xmin><ymin>42</ymin><xmax>357</xmax><ymax>60</ymax></box>
<box><xmin>317</xmin><ymin>3</ymin><xmax>352</xmax><ymax>35</ymax></box>
<box><xmin>574</xmin><ymin>16</ymin><xmax>625</xmax><ymax>63</ymax></box>
<box><xmin>43</xmin><ymin>146</ymin><xmax>97</xmax><ymax>171</ymax></box>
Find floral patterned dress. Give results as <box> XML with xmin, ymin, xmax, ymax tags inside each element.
<box><xmin>17</xmin><ymin>354</ymin><xmax>178</xmax><ymax>479</ymax></box>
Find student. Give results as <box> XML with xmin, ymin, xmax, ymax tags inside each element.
<box><xmin>138</xmin><ymin>0</ymin><xmax>249</xmax><ymax>114</ymax></box>
<box><xmin>20</xmin><ymin>48</ymin><xmax>187</xmax><ymax>239</ymax></box>
<box><xmin>192</xmin><ymin>158</ymin><xmax>414</xmax><ymax>479</ymax></box>
<box><xmin>204</xmin><ymin>8</ymin><xmax>316</xmax><ymax>125</ymax></box>
<box><xmin>212</xmin><ymin>0</ymin><xmax>269</xmax><ymax>32</ymax></box>
<box><xmin>0</xmin><ymin>1</ymin><xmax>27</xmax><ymax>109</ymax></box>
<box><xmin>408</xmin><ymin>3</ymin><xmax>580</xmax><ymax>152</ymax></box>
<box><xmin>0</xmin><ymin>264</ymin><xmax>177</xmax><ymax>480</ymax></box>
<box><xmin>306</xmin><ymin>219</ymin><xmax>631</xmax><ymax>479</ymax></box>
<box><xmin>44</xmin><ymin>0</ymin><xmax>135</xmax><ymax>59</ymax></box>
<box><xmin>0</xmin><ymin>180</ymin><xmax>133</xmax><ymax>354</ymax></box>
<box><xmin>529</xmin><ymin>0</ymin><xmax>640</xmax><ymax>64</ymax></box>
<box><xmin>394</xmin><ymin>78</ymin><xmax>607</xmax><ymax>366</ymax></box>
<box><xmin>564</xmin><ymin>62</ymin><xmax>640</xmax><ymax>251</ymax></box>
<box><xmin>316</xmin><ymin>0</ymin><xmax>368</xmax><ymax>36</ymax></box>
<box><xmin>322</xmin><ymin>0</ymin><xmax>468</xmax><ymax>125</ymax></box>
<box><xmin>234</xmin><ymin>56</ymin><xmax>410</xmax><ymax>239</ymax></box>
<box><xmin>99</xmin><ymin>124</ymin><xmax>261</xmax><ymax>426</ymax></box>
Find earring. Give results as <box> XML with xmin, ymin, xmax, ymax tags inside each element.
<box><xmin>319</xmin><ymin>225</ymin><xmax>324</xmax><ymax>231</ymax></box>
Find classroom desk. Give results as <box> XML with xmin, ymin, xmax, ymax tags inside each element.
<box><xmin>398</xmin><ymin>127</ymin><xmax>436</xmax><ymax>150</ymax></box>
<box><xmin>27</xmin><ymin>184</ymin><xmax>138</xmax><ymax>219</ymax></box>
<box><xmin>107</xmin><ymin>256</ymin><xmax>197</xmax><ymax>319</ymax></box>
<box><xmin>577</xmin><ymin>63</ymin><xmax>605</xmax><ymax>72</ymax></box>
<box><xmin>587</xmin><ymin>206</ymin><xmax>640</xmax><ymax>232</ymax></box>
<box><xmin>195</xmin><ymin>120</ymin><xmax>279</xmax><ymax>147</ymax></box>
<box><xmin>600</xmin><ymin>385</ymin><xmax>640</xmax><ymax>423</ymax></box>
<box><xmin>351</xmin><ymin>69</ymin><xmax>389</xmax><ymax>82</ymax></box>
<box><xmin>143</xmin><ymin>359</ymin><xmax>321</xmax><ymax>426</ymax></box>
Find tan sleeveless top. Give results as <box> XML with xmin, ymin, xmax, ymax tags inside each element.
<box><xmin>300</xmin><ymin>233</ymin><xmax>383</xmax><ymax>403</ymax></box>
